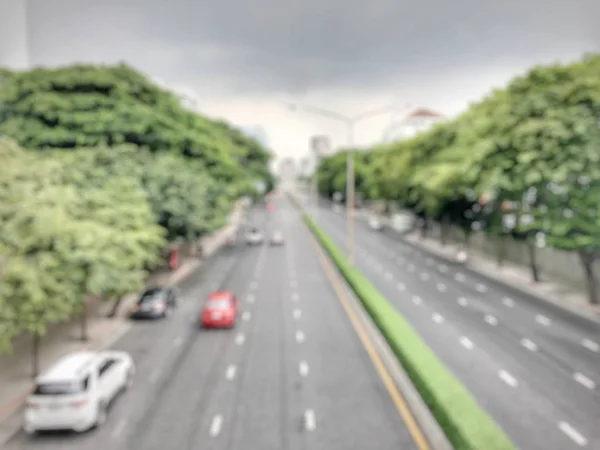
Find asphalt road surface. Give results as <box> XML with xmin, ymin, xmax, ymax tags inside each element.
<box><xmin>314</xmin><ymin>201</ymin><xmax>600</xmax><ymax>450</ymax></box>
<box><xmin>6</xmin><ymin>201</ymin><xmax>420</xmax><ymax>450</ymax></box>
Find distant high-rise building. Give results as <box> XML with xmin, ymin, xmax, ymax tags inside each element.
<box><xmin>0</xmin><ymin>0</ymin><xmax>29</xmax><ymax>70</ymax></box>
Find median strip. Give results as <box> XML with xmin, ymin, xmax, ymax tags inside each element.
<box><xmin>302</xmin><ymin>212</ymin><xmax>516</xmax><ymax>450</ymax></box>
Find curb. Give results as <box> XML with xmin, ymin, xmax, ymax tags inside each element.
<box><xmin>288</xmin><ymin>191</ymin><xmax>453</xmax><ymax>450</ymax></box>
<box><xmin>309</xmin><ymin>229</ymin><xmax>453</xmax><ymax>450</ymax></box>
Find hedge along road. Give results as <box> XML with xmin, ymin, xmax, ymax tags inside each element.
<box><xmin>313</xmin><ymin>202</ymin><xmax>600</xmax><ymax>450</ymax></box>
<box><xmin>7</xmin><ymin>203</ymin><xmax>424</xmax><ymax>450</ymax></box>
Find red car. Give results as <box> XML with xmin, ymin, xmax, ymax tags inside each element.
<box><xmin>200</xmin><ymin>291</ymin><xmax>238</xmax><ymax>328</ymax></box>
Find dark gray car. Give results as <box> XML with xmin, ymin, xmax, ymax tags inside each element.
<box><xmin>129</xmin><ymin>287</ymin><xmax>178</xmax><ymax>319</ymax></box>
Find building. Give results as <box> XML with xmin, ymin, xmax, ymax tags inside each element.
<box><xmin>383</xmin><ymin>107</ymin><xmax>444</xmax><ymax>142</ymax></box>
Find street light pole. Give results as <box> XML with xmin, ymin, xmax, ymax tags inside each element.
<box><xmin>288</xmin><ymin>103</ymin><xmax>397</xmax><ymax>265</ymax></box>
<box><xmin>346</xmin><ymin>121</ymin><xmax>356</xmax><ymax>265</ymax></box>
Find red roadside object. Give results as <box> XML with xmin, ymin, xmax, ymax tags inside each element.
<box><xmin>169</xmin><ymin>250</ymin><xmax>179</xmax><ymax>271</ymax></box>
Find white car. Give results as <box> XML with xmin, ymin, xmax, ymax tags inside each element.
<box><xmin>245</xmin><ymin>228</ymin><xmax>264</xmax><ymax>245</ymax></box>
<box><xmin>24</xmin><ymin>350</ymin><xmax>135</xmax><ymax>435</ymax></box>
<box><xmin>369</xmin><ymin>217</ymin><xmax>383</xmax><ymax>231</ymax></box>
<box><xmin>270</xmin><ymin>232</ymin><xmax>285</xmax><ymax>246</ymax></box>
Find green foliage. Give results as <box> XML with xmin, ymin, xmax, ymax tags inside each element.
<box><xmin>303</xmin><ymin>213</ymin><xmax>515</xmax><ymax>450</ymax></box>
<box><xmin>0</xmin><ymin>63</ymin><xmax>273</xmax><ymax>351</ymax></box>
<box><xmin>315</xmin><ymin>54</ymin><xmax>600</xmax><ymax>302</ymax></box>
<box><xmin>0</xmin><ymin>63</ymin><xmax>273</xmax><ymax>196</ymax></box>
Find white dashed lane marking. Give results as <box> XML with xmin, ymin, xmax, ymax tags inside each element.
<box><xmin>209</xmin><ymin>415</ymin><xmax>224</xmax><ymax>437</ymax></box>
<box><xmin>291</xmin><ymin>293</ymin><xmax>300</xmax><ymax>301</ymax></box>
<box><xmin>499</xmin><ymin>370</ymin><xmax>518</xmax><ymax>387</ymax></box>
<box><xmin>433</xmin><ymin>313</ymin><xmax>444</xmax><ymax>324</ymax></box>
<box><xmin>454</xmin><ymin>273</ymin><xmax>466</xmax><ymax>282</ymax></box>
<box><xmin>582</xmin><ymin>339</ymin><xmax>599</xmax><ymax>352</ymax></box>
<box><xmin>299</xmin><ymin>361</ymin><xmax>310</xmax><ymax>377</ymax></box>
<box><xmin>457</xmin><ymin>297</ymin><xmax>468</xmax><ymax>307</ymax></box>
<box><xmin>558</xmin><ymin>422</ymin><xmax>588</xmax><ymax>447</ymax></box>
<box><xmin>293</xmin><ymin>309</ymin><xmax>302</xmax><ymax>319</ymax></box>
<box><xmin>521</xmin><ymin>338</ymin><xmax>538</xmax><ymax>352</ymax></box>
<box><xmin>502</xmin><ymin>297</ymin><xmax>514</xmax><ymax>308</ymax></box>
<box><xmin>437</xmin><ymin>283</ymin><xmax>446</xmax><ymax>292</ymax></box>
<box><xmin>535</xmin><ymin>315</ymin><xmax>551</xmax><ymax>326</ymax></box>
<box><xmin>304</xmin><ymin>410</ymin><xmax>316</xmax><ymax>431</ymax></box>
<box><xmin>226</xmin><ymin>365</ymin><xmax>237</xmax><ymax>381</ymax></box>
<box><xmin>573</xmin><ymin>372</ymin><xmax>596</xmax><ymax>390</ymax></box>
<box><xmin>420</xmin><ymin>273</ymin><xmax>429</xmax><ymax>281</ymax></box>
<box><xmin>484</xmin><ymin>315</ymin><xmax>498</xmax><ymax>326</ymax></box>
<box><xmin>242</xmin><ymin>311</ymin><xmax>250</xmax><ymax>321</ymax></box>
<box><xmin>476</xmin><ymin>284</ymin><xmax>488</xmax><ymax>293</ymax></box>
<box><xmin>412</xmin><ymin>296</ymin><xmax>422</xmax><ymax>306</ymax></box>
<box><xmin>295</xmin><ymin>331</ymin><xmax>305</xmax><ymax>343</ymax></box>
<box><xmin>460</xmin><ymin>337</ymin><xmax>474</xmax><ymax>350</ymax></box>
<box><xmin>235</xmin><ymin>333</ymin><xmax>245</xmax><ymax>345</ymax></box>
<box><xmin>396</xmin><ymin>282</ymin><xmax>405</xmax><ymax>291</ymax></box>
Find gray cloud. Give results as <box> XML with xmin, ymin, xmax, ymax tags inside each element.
<box><xmin>16</xmin><ymin>0</ymin><xmax>600</xmax><ymax>97</ymax></box>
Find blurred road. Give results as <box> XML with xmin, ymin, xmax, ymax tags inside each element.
<box><xmin>5</xmin><ymin>201</ymin><xmax>420</xmax><ymax>450</ymax></box>
<box><xmin>314</xmin><ymin>200</ymin><xmax>600</xmax><ymax>450</ymax></box>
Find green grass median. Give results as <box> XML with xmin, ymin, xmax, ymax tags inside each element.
<box><xmin>303</xmin><ymin>213</ymin><xmax>515</xmax><ymax>450</ymax></box>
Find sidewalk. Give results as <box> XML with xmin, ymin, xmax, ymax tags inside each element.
<box><xmin>0</xmin><ymin>202</ymin><xmax>243</xmax><ymax>444</ymax></box>
<box><xmin>403</xmin><ymin>230</ymin><xmax>600</xmax><ymax>321</ymax></box>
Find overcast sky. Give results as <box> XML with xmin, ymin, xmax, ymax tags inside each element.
<box><xmin>0</xmin><ymin>0</ymin><xmax>598</xmax><ymax>164</ymax></box>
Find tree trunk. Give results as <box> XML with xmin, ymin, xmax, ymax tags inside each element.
<box><xmin>80</xmin><ymin>300</ymin><xmax>89</xmax><ymax>341</ymax></box>
<box><xmin>496</xmin><ymin>235</ymin><xmax>505</xmax><ymax>268</ymax></box>
<box><xmin>440</xmin><ymin>220</ymin><xmax>449</xmax><ymax>247</ymax></box>
<box><xmin>579</xmin><ymin>251</ymin><xmax>599</xmax><ymax>305</ymax></box>
<box><xmin>32</xmin><ymin>333</ymin><xmax>40</xmax><ymax>378</ymax></box>
<box><xmin>108</xmin><ymin>296</ymin><xmax>123</xmax><ymax>318</ymax></box>
<box><xmin>419</xmin><ymin>218</ymin><xmax>428</xmax><ymax>239</ymax></box>
<box><xmin>526</xmin><ymin>242</ymin><xmax>540</xmax><ymax>283</ymax></box>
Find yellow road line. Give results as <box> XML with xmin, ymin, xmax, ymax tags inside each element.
<box><xmin>309</xmin><ymin>235</ymin><xmax>431</xmax><ymax>450</ymax></box>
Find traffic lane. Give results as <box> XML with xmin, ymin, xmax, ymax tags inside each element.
<box><xmin>285</xmin><ymin>205</ymin><xmax>420</xmax><ymax>450</ymax></box>
<box><xmin>317</xmin><ymin>212</ymin><xmax>599</xmax><ymax>449</ymax></box>
<box><xmin>325</xmin><ymin>207</ymin><xmax>600</xmax><ymax>379</ymax></box>
<box><xmin>356</xmin><ymin>214</ymin><xmax>600</xmax><ymax>383</ymax></box>
<box><xmin>207</xmin><ymin>237</ymin><xmax>297</xmax><ymax>450</ymax></box>
<box><xmin>4</xmin><ymin>244</ymin><xmax>248</xmax><ymax>450</ymax></box>
<box><xmin>125</xmin><ymin>241</ymin><xmax>269</xmax><ymax>450</ymax></box>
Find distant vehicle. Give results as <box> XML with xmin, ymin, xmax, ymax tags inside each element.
<box><xmin>129</xmin><ymin>286</ymin><xmax>177</xmax><ymax>319</ymax></box>
<box><xmin>24</xmin><ymin>350</ymin><xmax>135</xmax><ymax>435</ymax></box>
<box><xmin>270</xmin><ymin>231</ymin><xmax>285</xmax><ymax>246</ymax></box>
<box><xmin>200</xmin><ymin>292</ymin><xmax>239</xmax><ymax>329</ymax></box>
<box><xmin>245</xmin><ymin>227</ymin><xmax>264</xmax><ymax>245</ymax></box>
<box><xmin>369</xmin><ymin>217</ymin><xmax>383</xmax><ymax>231</ymax></box>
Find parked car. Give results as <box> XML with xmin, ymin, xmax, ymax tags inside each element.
<box><xmin>200</xmin><ymin>291</ymin><xmax>239</xmax><ymax>329</ymax></box>
<box><xmin>24</xmin><ymin>350</ymin><xmax>135</xmax><ymax>435</ymax></box>
<box><xmin>245</xmin><ymin>227</ymin><xmax>264</xmax><ymax>245</ymax></box>
<box><xmin>129</xmin><ymin>286</ymin><xmax>177</xmax><ymax>320</ymax></box>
